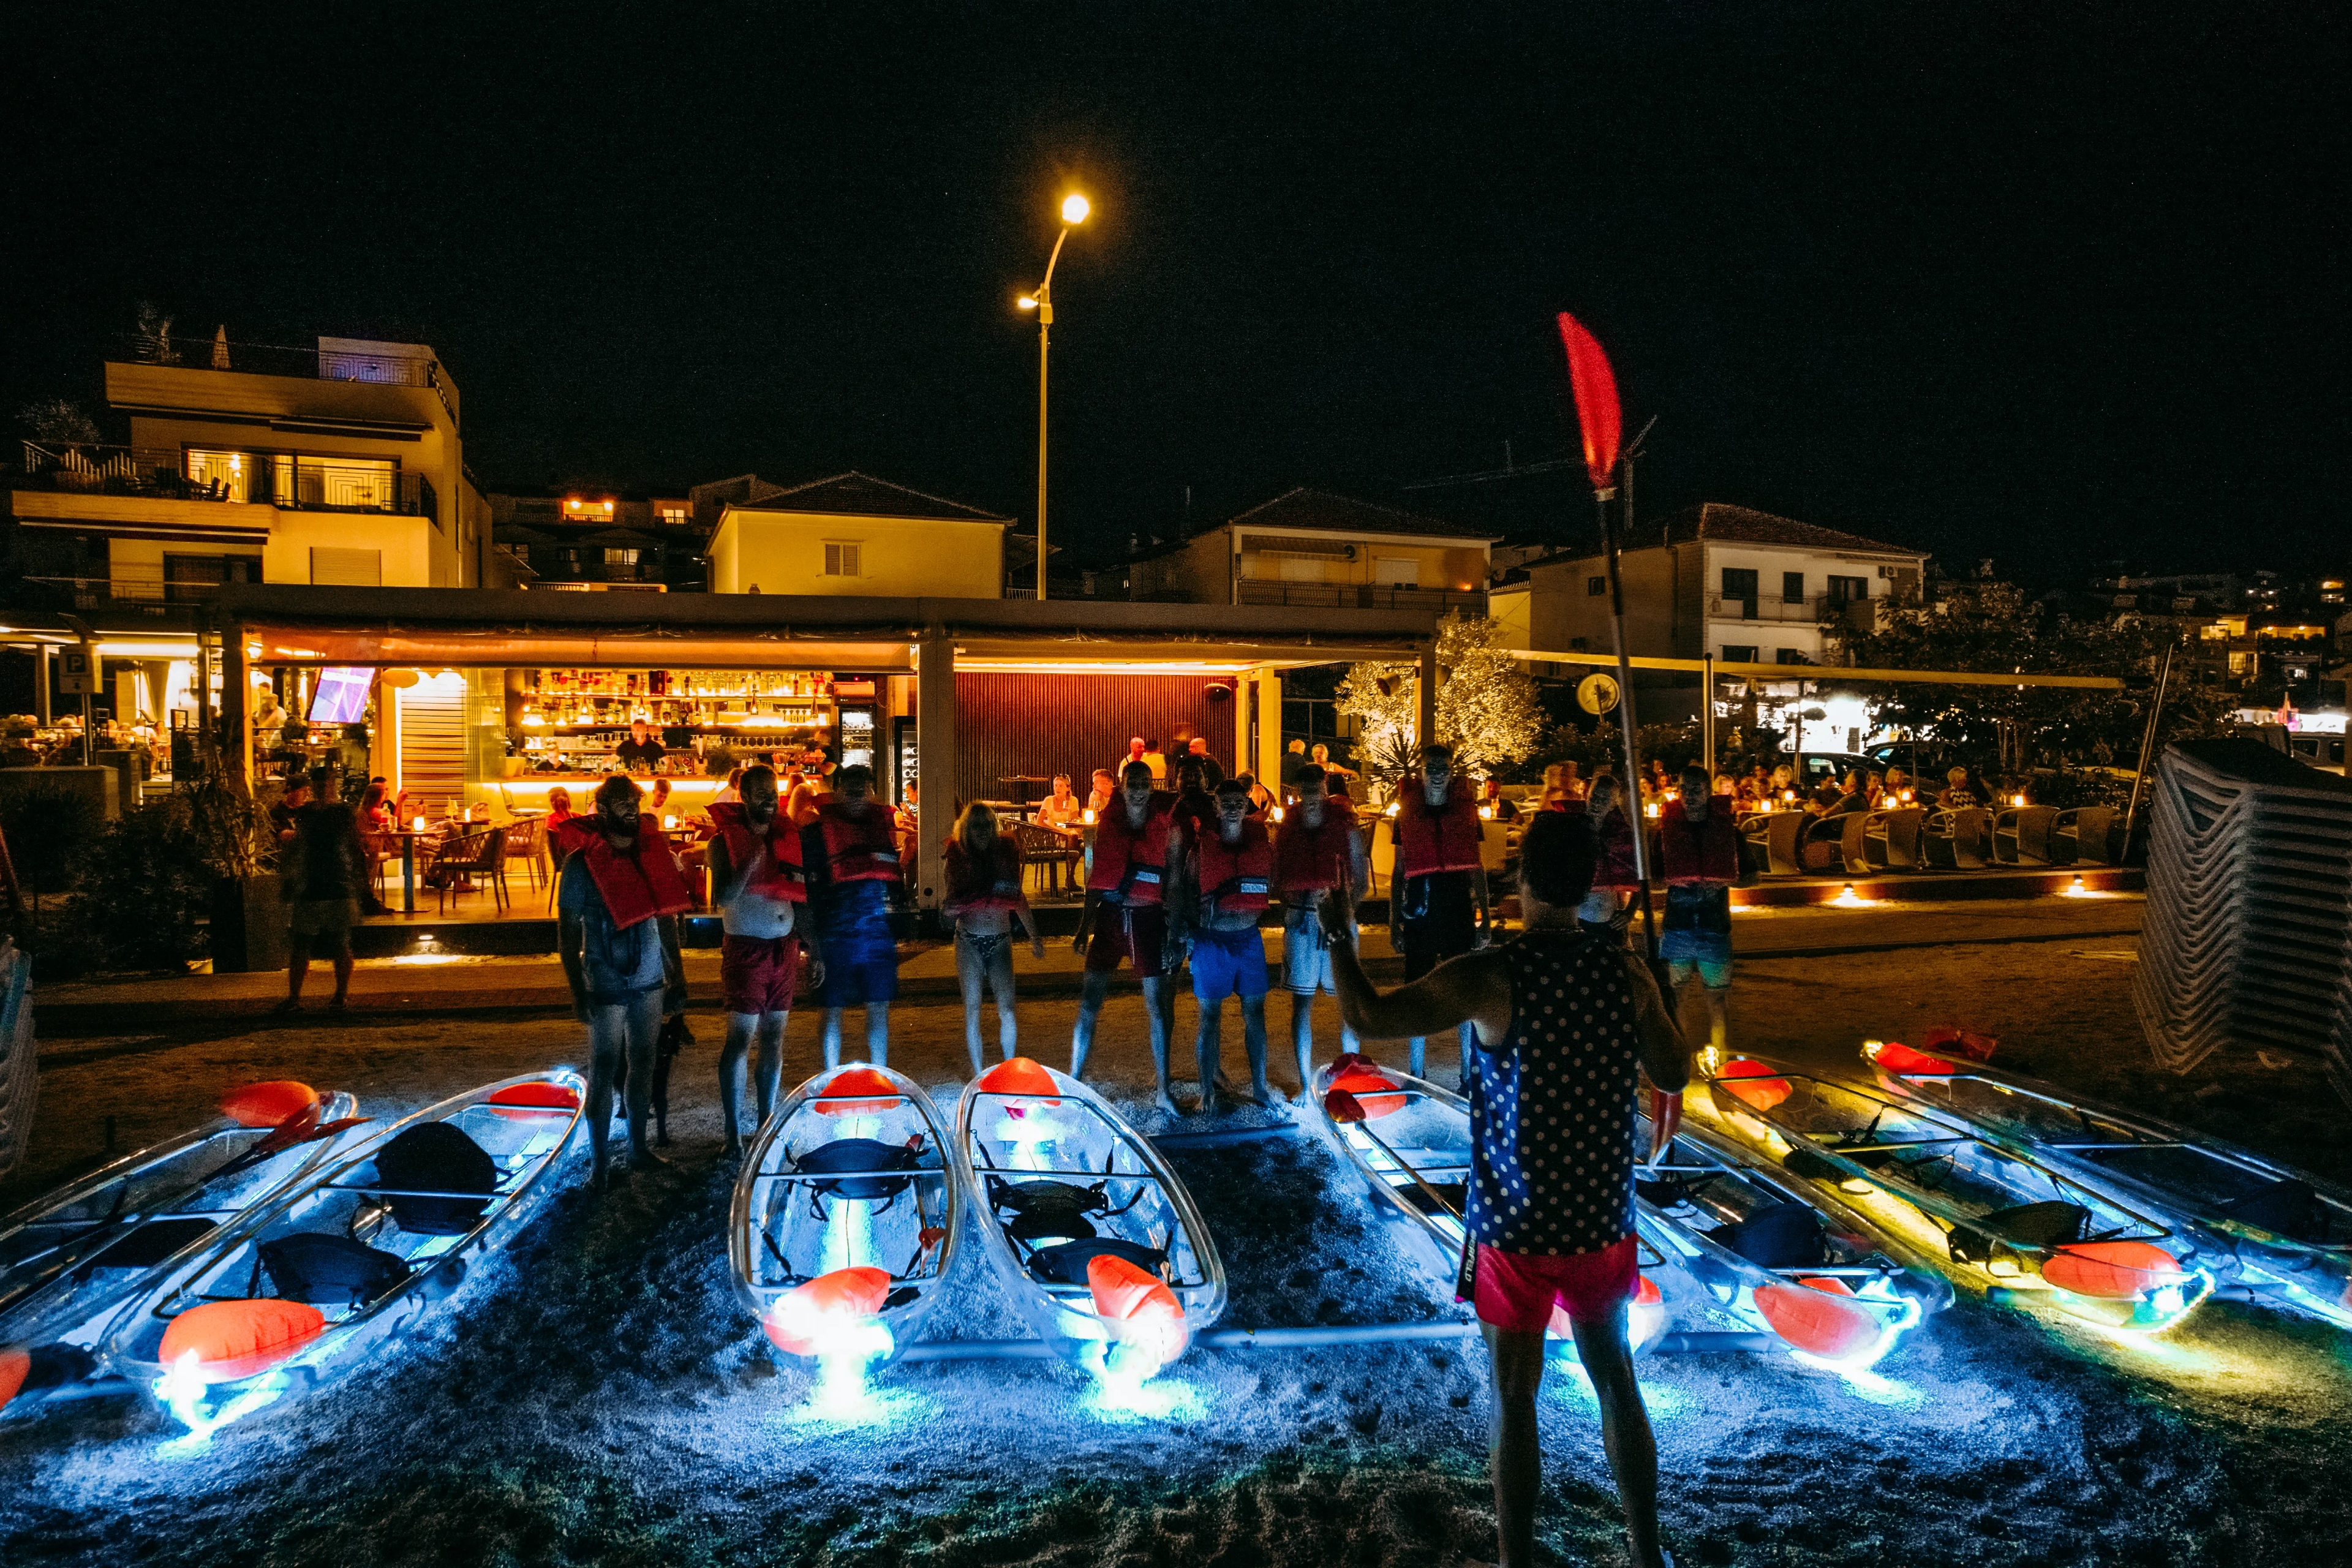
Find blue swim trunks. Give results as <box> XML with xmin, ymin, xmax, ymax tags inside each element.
<box><xmin>1189</xmin><ymin>925</ymin><xmax>1270</xmax><ymax>1001</ymax></box>
<box><xmin>812</xmin><ymin>880</ymin><xmax>899</xmax><ymax>1007</ymax></box>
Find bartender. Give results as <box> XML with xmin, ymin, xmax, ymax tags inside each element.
<box><xmin>616</xmin><ymin>717</ymin><xmax>666</xmax><ymax>774</ymax></box>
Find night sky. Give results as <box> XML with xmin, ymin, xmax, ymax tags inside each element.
<box><xmin>7</xmin><ymin>4</ymin><xmax>2342</xmax><ymax>582</ymax></box>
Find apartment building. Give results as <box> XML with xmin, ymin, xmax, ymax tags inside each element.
<box><xmin>489</xmin><ymin>491</ymin><xmax>697</xmax><ymax>592</ymax></box>
<box><xmin>1126</xmin><ymin>488</ymin><xmax>1494</xmax><ymax>612</ymax></box>
<box><xmin>703</xmin><ymin>472</ymin><xmax>1016</xmax><ymax>598</ymax></box>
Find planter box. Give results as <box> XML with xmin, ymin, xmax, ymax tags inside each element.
<box><xmin>210</xmin><ymin>873</ymin><xmax>288</xmax><ymax>973</ymax></box>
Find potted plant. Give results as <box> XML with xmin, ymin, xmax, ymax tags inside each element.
<box><xmin>187</xmin><ymin>771</ymin><xmax>283</xmax><ymax>974</ymax></box>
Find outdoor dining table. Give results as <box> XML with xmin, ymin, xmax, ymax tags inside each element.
<box><xmin>385</xmin><ymin>830</ymin><xmax>429</xmax><ymax>914</ymax></box>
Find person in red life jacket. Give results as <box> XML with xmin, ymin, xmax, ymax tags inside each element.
<box><xmin>707</xmin><ymin>764</ymin><xmax>823</xmax><ymax>1157</ymax></box>
<box><xmin>1073</xmin><ymin>760</ymin><xmax>1184</xmax><ymax>1112</ymax></box>
<box><xmin>1578</xmin><ymin>773</ymin><xmax>1642</xmax><ymax>937</ymax></box>
<box><xmin>1182</xmin><ymin>777</ymin><xmax>1281</xmax><ymax>1111</ymax></box>
<box><xmin>1658</xmin><ymin>764</ymin><xmax>1740</xmax><ymax>1060</ymax></box>
<box><xmin>945</xmin><ymin>802</ymin><xmax>1044</xmax><ymax>1076</ymax></box>
<box><xmin>1391</xmin><ymin>741</ymin><xmax>1492</xmax><ymax>1079</ymax></box>
<box><xmin>557</xmin><ymin>775</ymin><xmax>692</xmax><ymax>1190</ymax></box>
<box><xmin>1169</xmin><ymin>756</ymin><xmax>1218</xmax><ymax>849</ymax></box>
<box><xmin>1275</xmin><ymin>764</ymin><xmax>1368</xmax><ymax>1091</ymax></box>
<box><xmin>802</xmin><ymin>763</ymin><xmax>902</xmax><ymax>1068</ymax></box>
<box><xmin>1329</xmin><ymin>812</ymin><xmax>1689</xmax><ymax>1568</ymax></box>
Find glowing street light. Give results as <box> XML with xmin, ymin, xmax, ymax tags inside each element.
<box><xmin>1019</xmin><ymin>190</ymin><xmax>1090</xmax><ymax>601</ymax></box>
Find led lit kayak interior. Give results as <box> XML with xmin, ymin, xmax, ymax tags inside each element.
<box><xmin>731</xmin><ymin>1064</ymin><xmax>960</xmax><ymax>1381</ymax></box>
<box><xmin>0</xmin><ymin>1082</ymin><xmax>364</xmax><ymax>1414</ymax></box>
<box><xmin>1692</xmin><ymin>1055</ymin><xmax>2213</xmax><ymax>1336</ymax></box>
<box><xmin>956</xmin><ymin>1058</ymin><xmax>1224</xmax><ymax>1388</ymax></box>
<box><xmin>100</xmin><ymin>1071</ymin><xmax>585</xmax><ymax>1438</ymax></box>
<box><xmin>1311</xmin><ymin>1055</ymin><xmax>1946</xmax><ymax>1369</ymax></box>
<box><xmin>1859</xmin><ymin>1039</ymin><xmax>2352</xmax><ymax>1330</ymax></box>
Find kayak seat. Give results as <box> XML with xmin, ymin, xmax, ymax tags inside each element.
<box><xmin>1781</xmin><ymin>1147</ymin><xmax>1849</xmax><ymax>1183</ymax></box>
<box><xmin>794</xmin><ymin>1138</ymin><xmax>924</xmax><ymax>1202</ymax></box>
<box><xmin>1709</xmin><ymin>1201</ymin><xmax>1828</xmax><ymax>1268</ymax></box>
<box><xmin>260</xmin><ymin>1233</ymin><xmax>413</xmax><ymax>1309</ymax></box>
<box><xmin>374</xmin><ymin>1121</ymin><xmax>502</xmax><ymax>1237</ymax></box>
<box><xmin>1404</xmin><ymin>1181</ymin><xmax>1467</xmax><ymax>1216</ymax></box>
<box><xmin>1025</xmin><ymin>1237</ymin><xmax>1168</xmax><ymax>1287</ymax></box>
<box><xmin>987</xmin><ymin>1175</ymin><xmax>1108</xmax><ymax>1229</ymax></box>
<box><xmin>1948</xmin><ymin>1200</ymin><xmax>2089</xmax><ymax>1265</ymax></box>
<box><xmin>74</xmin><ymin>1216</ymin><xmax>219</xmax><ymax>1280</ymax></box>
<box><xmin>2217</xmin><ymin>1178</ymin><xmax>2323</xmax><ymax>1243</ymax></box>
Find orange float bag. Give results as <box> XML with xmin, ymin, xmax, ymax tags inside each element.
<box><xmin>1754</xmin><ymin>1278</ymin><xmax>1884</xmax><ymax>1361</ymax></box>
<box><xmin>222</xmin><ymin>1081</ymin><xmax>318</xmax><ymax>1128</ymax></box>
<box><xmin>763</xmin><ymin>1266</ymin><xmax>892</xmax><ymax>1357</ymax></box>
<box><xmin>158</xmin><ymin>1299</ymin><xmax>328</xmax><ymax>1383</ymax></box>
<box><xmin>2042</xmin><ymin>1241</ymin><xmax>2185</xmax><ymax>1300</ymax></box>
<box><xmin>1714</xmin><ymin>1058</ymin><xmax>1791</xmax><ymax>1112</ymax></box>
<box><xmin>816</xmin><ymin>1066</ymin><xmax>903</xmax><ymax>1117</ymax></box>
<box><xmin>1088</xmin><ymin>1254</ymin><xmax>1188</xmax><ymax>1371</ymax></box>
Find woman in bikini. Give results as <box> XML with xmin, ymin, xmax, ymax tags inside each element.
<box><xmin>943</xmin><ymin>801</ymin><xmax>1045</xmax><ymax>1076</ymax></box>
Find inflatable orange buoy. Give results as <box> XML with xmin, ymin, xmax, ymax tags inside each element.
<box><xmin>1921</xmin><ymin>1025</ymin><xmax>1998</xmax><ymax>1063</ymax></box>
<box><xmin>1868</xmin><ymin>1042</ymin><xmax>1956</xmax><ymax>1077</ymax></box>
<box><xmin>763</xmin><ymin>1266</ymin><xmax>892</xmax><ymax>1357</ymax></box>
<box><xmin>158</xmin><ymin>1299</ymin><xmax>326</xmax><ymax>1382</ymax></box>
<box><xmin>1088</xmin><ymin>1253</ymin><xmax>1188</xmax><ymax>1369</ymax></box>
<box><xmin>1547</xmin><ymin>1274</ymin><xmax>1662</xmax><ymax>1338</ymax></box>
<box><xmin>2041</xmin><ymin>1241</ymin><xmax>2187</xmax><ymax>1300</ymax></box>
<box><xmin>1755</xmin><ymin>1280</ymin><xmax>1883</xmax><ymax>1361</ymax></box>
<box><xmin>1716</xmin><ymin>1059</ymin><xmax>1792</xmax><ymax>1112</ymax></box>
<box><xmin>976</xmin><ymin>1057</ymin><xmax>1061</xmax><ymax>1106</ymax></box>
<box><xmin>816</xmin><ymin>1066</ymin><xmax>903</xmax><ymax>1117</ymax></box>
<box><xmin>487</xmin><ymin>1081</ymin><xmax>581</xmax><ymax>1119</ymax></box>
<box><xmin>1325</xmin><ymin>1055</ymin><xmax>1406</xmax><ymax>1118</ymax></box>
<box><xmin>1323</xmin><ymin>1089</ymin><xmax>1370</xmax><ymax>1125</ymax></box>
<box><xmin>0</xmin><ymin>1346</ymin><xmax>27</xmax><ymax>1412</ymax></box>
<box><xmin>221</xmin><ymin>1081</ymin><xmax>318</xmax><ymax>1129</ymax></box>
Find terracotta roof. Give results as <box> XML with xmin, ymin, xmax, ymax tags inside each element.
<box><xmin>1657</xmin><ymin>503</ymin><xmax>1921</xmax><ymax>556</ymax></box>
<box><xmin>727</xmin><ymin>470</ymin><xmax>1010</xmax><ymax>523</ymax></box>
<box><xmin>1223</xmin><ymin>487</ymin><xmax>1498</xmax><ymax>542</ymax></box>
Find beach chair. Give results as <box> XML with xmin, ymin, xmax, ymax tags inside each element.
<box><xmin>1740</xmin><ymin>811</ymin><xmax>1804</xmax><ymax>877</ymax></box>
<box><xmin>1801</xmin><ymin>811</ymin><xmax>1872</xmax><ymax>875</ymax></box>
<box><xmin>1864</xmin><ymin>807</ymin><xmax>1926</xmax><ymax>872</ymax></box>
<box><xmin>1013</xmin><ymin>821</ymin><xmax>1081</xmax><ymax>898</ymax></box>
<box><xmin>2054</xmin><ymin>805</ymin><xmax>2117</xmax><ymax>865</ymax></box>
<box><xmin>431</xmin><ymin>828</ymin><xmax>507</xmax><ymax>914</ymax></box>
<box><xmin>1923</xmin><ymin>807</ymin><xmax>1993</xmax><ymax>870</ymax></box>
<box><xmin>1992</xmin><ymin>805</ymin><xmax>2063</xmax><ymax>865</ymax></box>
<box><xmin>501</xmin><ymin>815</ymin><xmax>546</xmax><ymax>892</ymax></box>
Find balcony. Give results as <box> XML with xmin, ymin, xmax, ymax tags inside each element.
<box><xmin>1235</xmin><ymin>580</ymin><xmax>1486</xmax><ymax>613</ymax></box>
<box><xmin>14</xmin><ymin>576</ymin><xmax>207</xmax><ymax>619</ymax></box>
<box><xmin>15</xmin><ymin>443</ymin><xmax>435</xmax><ymax>519</ymax></box>
<box><xmin>1707</xmin><ymin>591</ymin><xmax>1874</xmax><ymax>627</ymax></box>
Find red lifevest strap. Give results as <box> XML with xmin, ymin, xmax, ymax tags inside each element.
<box><xmin>1591</xmin><ymin>807</ymin><xmax>1643</xmax><ymax>891</ymax></box>
<box><xmin>1659</xmin><ymin>799</ymin><xmax>1739</xmax><ymax>884</ymax></box>
<box><xmin>944</xmin><ymin>834</ymin><xmax>1025</xmax><ymax>915</ymax></box>
<box><xmin>552</xmin><ymin>815</ymin><xmax>695</xmax><ymax>929</ymax></box>
<box><xmin>816</xmin><ymin>801</ymin><xmax>902</xmax><ymax>883</ymax></box>
<box><xmin>1194</xmin><ymin>818</ymin><xmax>1275</xmax><ymax>914</ymax></box>
<box><xmin>1274</xmin><ymin>805</ymin><xmax>1357</xmax><ymax>894</ymax></box>
<box><xmin>1396</xmin><ymin>784</ymin><xmax>1482</xmax><ymax>878</ymax></box>
<box><xmin>706</xmin><ymin>801</ymin><xmax>807</xmax><ymax>903</ymax></box>
<box><xmin>1087</xmin><ymin>797</ymin><xmax>1174</xmax><ymax>905</ymax></box>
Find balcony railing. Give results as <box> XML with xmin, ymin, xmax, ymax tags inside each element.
<box><xmin>15</xmin><ymin>443</ymin><xmax>435</xmax><ymax>519</ymax></box>
<box><xmin>1707</xmin><ymin>592</ymin><xmax>1868</xmax><ymax>625</ymax></box>
<box><xmin>15</xmin><ymin>577</ymin><xmax>202</xmax><ymax>617</ymax></box>
<box><xmin>111</xmin><ymin>333</ymin><xmax>443</xmax><ymax>389</ymax></box>
<box><xmin>1235</xmin><ymin>581</ymin><xmax>1487</xmax><ymax>612</ymax></box>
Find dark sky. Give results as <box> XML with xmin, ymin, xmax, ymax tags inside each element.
<box><xmin>7</xmin><ymin>4</ymin><xmax>2344</xmax><ymax>581</ymax></box>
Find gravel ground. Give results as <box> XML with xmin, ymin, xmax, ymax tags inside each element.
<box><xmin>4</xmin><ymin>933</ymin><xmax>2348</xmax><ymax>1566</ymax></box>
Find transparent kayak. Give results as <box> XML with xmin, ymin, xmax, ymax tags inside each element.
<box><xmin>1311</xmin><ymin>1054</ymin><xmax>1945</xmax><ymax>1366</ymax></box>
<box><xmin>1859</xmin><ymin>1039</ymin><xmax>2352</xmax><ymax>1330</ymax></box>
<box><xmin>100</xmin><ymin>1070</ymin><xmax>584</xmax><ymax>1428</ymax></box>
<box><xmin>0</xmin><ymin>1090</ymin><xmax>364</xmax><ymax>1412</ymax></box>
<box><xmin>1689</xmin><ymin>1054</ymin><xmax>2212</xmax><ymax>1336</ymax></box>
<box><xmin>730</xmin><ymin>1064</ymin><xmax>960</xmax><ymax>1370</ymax></box>
<box><xmin>954</xmin><ymin>1058</ymin><xmax>1224</xmax><ymax>1376</ymax></box>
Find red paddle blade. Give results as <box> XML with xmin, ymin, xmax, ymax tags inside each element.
<box><xmin>1555</xmin><ymin>312</ymin><xmax>1622</xmax><ymax>492</ymax></box>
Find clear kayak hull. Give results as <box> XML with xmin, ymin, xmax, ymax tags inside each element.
<box><xmin>1860</xmin><ymin>1041</ymin><xmax>2352</xmax><ymax>1330</ymax></box>
<box><xmin>1689</xmin><ymin>1054</ymin><xmax>2212</xmax><ymax>1336</ymax></box>
<box><xmin>729</xmin><ymin>1064</ymin><xmax>960</xmax><ymax>1370</ymax></box>
<box><xmin>954</xmin><ymin>1059</ymin><xmax>1224</xmax><ymax>1372</ymax></box>
<box><xmin>99</xmin><ymin>1070</ymin><xmax>585</xmax><ymax>1420</ymax></box>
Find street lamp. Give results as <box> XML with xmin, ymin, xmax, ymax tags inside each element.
<box><xmin>1017</xmin><ymin>192</ymin><xmax>1089</xmax><ymax>600</ymax></box>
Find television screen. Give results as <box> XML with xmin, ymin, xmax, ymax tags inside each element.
<box><xmin>309</xmin><ymin>666</ymin><xmax>374</xmax><ymax>726</ymax></box>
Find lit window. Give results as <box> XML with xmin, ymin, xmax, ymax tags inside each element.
<box><xmin>824</xmin><ymin>541</ymin><xmax>862</xmax><ymax>577</ymax></box>
<box><xmin>603</xmin><ymin>548</ymin><xmax>639</xmax><ymax>567</ymax></box>
<box><xmin>1588</xmin><ymin>575</ymin><xmax>1607</xmax><ymax>596</ymax></box>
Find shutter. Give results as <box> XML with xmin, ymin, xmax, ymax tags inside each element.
<box><xmin>396</xmin><ymin>676</ymin><xmax>467</xmax><ymax>818</ymax></box>
<box><xmin>312</xmin><ymin>547</ymin><xmax>382</xmax><ymax>586</ymax></box>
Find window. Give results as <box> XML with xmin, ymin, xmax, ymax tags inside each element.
<box><xmin>657</xmin><ymin>506</ymin><xmax>688</xmax><ymax>527</ymax></box>
<box><xmin>1776</xmin><ymin>648</ymin><xmax>1807</xmax><ymax>665</ymax></box>
<box><xmin>1588</xmin><ymin>575</ymin><xmax>1608</xmax><ymax>596</ymax></box>
<box><xmin>1721</xmin><ymin>568</ymin><xmax>1758</xmax><ymax>616</ymax></box>
<box><xmin>824</xmin><ymin>541</ymin><xmax>862</xmax><ymax>578</ymax></box>
<box><xmin>310</xmin><ymin>546</ymin><xmax>382</xmax><ymax>587</ymax></box>
<box><xmin>603</xmin><ymin>548</ymin><xmax>640</xmax><ymax>567</ymax></box>
<box><xmin>1782</xmin><ymin>571</ymin><xmax>1805</xmax><ymax>604</ymax></box>
<box><xmin>1373</xmin><ymin>557</ymin><xmax>1419</xmax><ymax>587</ymax></box>
<box><xmin>1569</xmin><ymin>636</ymin><xmax>1589</xmax><ymax>652</ymax></box>
<box><xmin>276</xmin><ymin>454</ymin><xmax>397</xmax><ymax>510</ymax></box>
<box><xmin>1278</xmin><ymin>557</ymin><xmax>1323</xmax><ymax>582</ymax></box>
<box><xmin>185</xmin><ymin>449</ymin><xmax>255</xmax><ymax>502</ymax></box>
<box><xmin>1721</xmin><ymin>644</ymin><xmax>1758</xmax><ymax>663</ymax></box>
<box><xmin>164</xmin><ymin>553</ymin><xmax>263</xmax><ymax>604</ymax></box>
<box><xmin>1826</xmin><ymin>575</ymin><xmax>1868</xmax><ymax>605</ymax></box>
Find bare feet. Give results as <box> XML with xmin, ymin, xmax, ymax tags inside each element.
<box><xmin>1248</xmin><ymin>1080</ymin><xmax>1281</xmax><ymax>1109</ymax></box>
<box><xmin>1195</xmin><ymin>1086</ymin><xmax>1223</xmax><ymax>1117</ymax></box>
<box><xmin>1152</xmin><ymin>1087</ymin><xmax>1182</xmax><ymax>1118</ymax></box>
<box><xmin>270</xmin><ymin>998</ymin><xmax>301</xmax><ymax>1016</ymax></box>
<box><xmin>591</xmin><ymin>1163</ymin><xmax>612</xmax><ymax>1194</ymax></box>
<box><xmin>722</xmin><ymin>1137</ymin><xmax>745</xmax><ymax>1161</ymax></box>
<box><xmin>628</xmin><ymin>1145</ymin><xmax>673</xmax><ymax>1169</ymax></box>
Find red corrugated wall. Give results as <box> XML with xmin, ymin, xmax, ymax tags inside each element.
<box><xmin>953</xmin><ymin>673</ymin><xmax>1236</xmax><ymax>808</ymax></box>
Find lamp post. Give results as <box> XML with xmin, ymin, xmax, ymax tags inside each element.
<box><xmin>1017</xmin><ymin>192</ymin><xmax>1089</xmax><ymax>601</ymax></box>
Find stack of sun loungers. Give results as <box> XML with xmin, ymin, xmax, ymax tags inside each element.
<box><xmin>2130</xmin><ymin>737</ymin><xmax>2352</xmax><ymax>1105</ymax></box>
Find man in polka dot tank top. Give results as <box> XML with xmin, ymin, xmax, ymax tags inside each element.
<box><xmin>1332</xmin><ymin>812</ymin><xmax>1689</xmax><ymax>1568</ymax></box>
